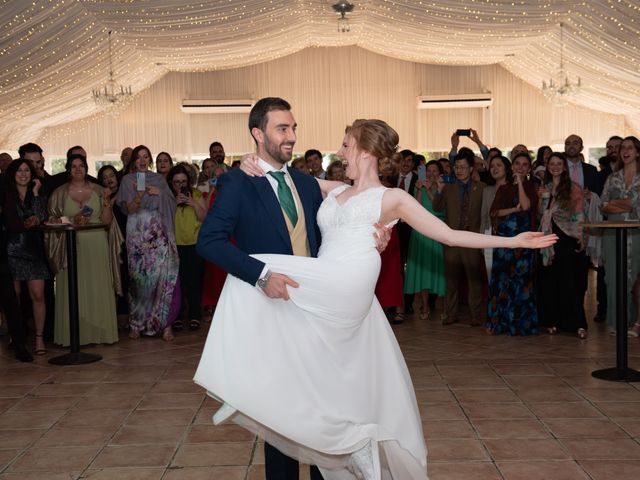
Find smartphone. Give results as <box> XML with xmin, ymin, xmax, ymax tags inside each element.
<box><xmin>136</xmin><ymin>172</ymin><xmax>146</xmax><ymax>191</ymax></box>
<box><xmin>441</xmin><ymin>174</ymin><xmax>456</xmax><ymax>184</ymax></box>
<box><xmin>209</xmin><ymin>177</ymin><xmax>218</xmax><ymax>187</ymax></box>
<box><xmin>180</xmin><ymin>186</ymin><xmax>191</xmax><ymax>197</ymax></box>
<box><xmin>417</xmin><ymin>165</ymin><xmax>427</xmax><ymax>181</ymax></box>
<box><xmin>456</xmin><ymin>129</ymin><xmax>471</xmax><ymax>137</ymax></box>
<box><xmin>80</xmin><ymin>205</ymin><xmax>94</xmax><ymax>217</ymax></box>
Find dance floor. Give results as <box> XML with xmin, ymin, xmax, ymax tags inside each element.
<box><xmin>1</xmin><ymin>276</ymin><xmax>639</xmax><ymax>479</ymax></box>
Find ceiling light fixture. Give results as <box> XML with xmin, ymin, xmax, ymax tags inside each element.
<box><xmin>542</xmin><ymin>23</ymin><xmax>582</xmax><ymax>107</ymax></box>
<box><xmin>92</xmin><ymin>31</ymin><xmax>132</xmax><ymax>114</ymax></box>
<box><xmin>332</xmin><ymin>1</ymin><xmax>354</xmax><ymax>33</ymax></box>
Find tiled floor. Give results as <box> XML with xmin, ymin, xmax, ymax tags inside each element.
<box><xmin>1</xmin><ymin>280</ymin><xmax>640</xmax><ymax>479</ymax></box>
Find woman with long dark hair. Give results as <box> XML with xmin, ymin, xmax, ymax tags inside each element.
<box><xmin>167</xmin><ymin>164</ymin><xmax>207</xmax><ymax>330</ymax></box>
<box><xmin>2</xmin><ymin>159</ymin><xmax>49</xmax><ymax>354</ymax></box>
<box><xmin>601</xmin><ymin>136</ymin><xmax>640</xmax><ymax>336</ymax></box>
<box><xmin>115</xmin><ymin>145</ymin><xmax>179</xmax><ymax>341</ymax></box>
<box><xmin>47</xmin><ymin>154</ymin><xmax>121</xmax><ymax>347</ymax></box>
<box><xmin>486</xmin><ymin>154</ymin><xmax>538</xmax><ymax>335</ymax></box>
<box><xmin>156</xmin><ymin>151</ymin><xmax>174</xmax><ymax>178</ymax></box>
<box><xmin>537</xmin><ymin>152</ymin><xmax>588</xmax><ymax>339</ymax></box>
<box><xmin>98</xmin><ymin>164</ymin><xmax>130</xmax><ymax>327</ymax></box>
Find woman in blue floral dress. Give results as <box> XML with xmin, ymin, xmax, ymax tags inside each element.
<box><xmin>116</xmin><ymin>145</ymin><xmax>179</xmax><ymax>341</ymax></box>
<box><xmin>486</xmin><ymin>154</ymin><xmax>538</xmax><ymax>335</ymax></box>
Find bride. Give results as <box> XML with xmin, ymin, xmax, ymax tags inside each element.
<box><xmin>194</xmin><ymin>119</ymin><xmax>557</xmax><ymax>480</ymax></box>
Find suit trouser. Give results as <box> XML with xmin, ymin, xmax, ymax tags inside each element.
<box><xmin>177</xmin><ymin>245</ymin><xmax>204</xmax><ymax>320</ymax></box>
<box><xmin>443</xmin><ymin>246</ymin><xmax>484</xmax><ymax>322</ymax></box>
<box><xmin>397</xmin><ymin>221</ymin><xmax>414</xmax><ymax>311</ymax></box>
<box><xmin>265</xmin><ymin>443</ymin><xmax>323</xmax><ymax>480</ymax></box>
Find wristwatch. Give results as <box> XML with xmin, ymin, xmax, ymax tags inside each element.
<box><xmin>257</xmin><ymin>269</ymin><xmax>272</xmax><ymax>290</ymax></box>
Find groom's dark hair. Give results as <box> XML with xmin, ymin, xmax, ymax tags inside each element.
<box><xmin>248</xmin><ymin>97</ymin><xmax>291</xmax><ymax>135</ymax></box>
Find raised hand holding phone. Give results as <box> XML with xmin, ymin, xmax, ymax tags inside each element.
<box><xmin>136</xmin><ymin>172</ymin><xmax>146</xmax><ymax>191</ymax></box>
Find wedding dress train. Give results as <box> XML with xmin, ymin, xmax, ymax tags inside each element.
<box><xmin>194</xmin><ymin>185</ymin><xmax>427</xmax><ymax>479</ymax></box>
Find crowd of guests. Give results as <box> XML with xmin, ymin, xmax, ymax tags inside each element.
<box><xmin>1</xmin><ymin>131</ymin><xmax>639</xmax><ymax>362</ymax></box>
<box><xmin>378</xmin><ymin>131</ymin><xmax>640</xmax><ymax>343</ymax></box>
<box><xmin>0</xmin><ymin>141</ymin><xmax>234</xmax><ymax>361</ymax></box>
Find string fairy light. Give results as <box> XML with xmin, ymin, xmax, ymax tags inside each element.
<box><xmin>1</xmin><ymin>0</ymin><xmax>640</xmax><ymax>150</ymax></box>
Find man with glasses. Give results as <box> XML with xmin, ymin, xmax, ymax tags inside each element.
<box><xmin>433</xmin><ymin>151</ymin><xmax>486</xmax><ymax>326</ymax></box>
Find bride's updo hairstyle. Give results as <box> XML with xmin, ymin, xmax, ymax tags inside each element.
<box><xmin>345</xmin><ymin>119</ymin><xmax>400</xmax><ymax>172</ymax></box>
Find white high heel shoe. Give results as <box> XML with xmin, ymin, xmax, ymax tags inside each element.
<box><xmin>347</xmin><ymin>441</ymin><xmax>380</xmax><ymax>480</ymax></box>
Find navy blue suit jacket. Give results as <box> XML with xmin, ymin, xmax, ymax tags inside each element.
<box><xmin>581</xmin><ymin>162</ymin><xmax>602</xmax><ymax>196</ymax></box>
<box><xmin>196</xmin><ymin>167</ymin><xmax>323</xmax><ymax>286</ymax></box>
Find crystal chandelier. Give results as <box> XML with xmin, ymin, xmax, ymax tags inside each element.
<box><xmin>332</xmin><ymin>1</ymin><xmax>354</xmax><ymax>33</ymax></box>
<box><xmin>92</xmin><ymin>31</ymin><xmax>132</xmax><ymax>113</ymax></box>
<box><xmin>542</xmin><ymin>23</ymin><xmax>581</xmax><ymax>107</ymax></box>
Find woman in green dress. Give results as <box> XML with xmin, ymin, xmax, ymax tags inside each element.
<box><xmin>404</xmin><ymin>160</ymin><xmax>446</xmax><ymax>319</ymax></box>
<box><xmin>47</xmin><ymin>154</ymin><xmax>122</xmax><ymax>346</ymax></box>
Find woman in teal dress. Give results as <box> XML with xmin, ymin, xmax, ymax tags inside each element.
<box><xmin>47</xmin><ymin>154</ymin><xmax>122</xmax><ymax>347</ymax></box>
<box><xmin>404</xmin><ymin>160</ymin><xmax>446</xmax><ymax>319</ymax></box>
<box><xmin>115</xmin><ymin>145</ymin><xmax>179</xmax><ymax>341</ymax></box>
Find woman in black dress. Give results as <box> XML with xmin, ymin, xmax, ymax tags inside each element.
<box><xmin>2</xmin><ymin>159</ymin><xmax>49</xmax><ymax>354</ymax></box>
<box><xmin>537</xmin><ymin>153</ymin><xmax>588</xmax><ymax>339</ymax></box>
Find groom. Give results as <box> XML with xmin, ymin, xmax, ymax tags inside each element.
<box><xmin>197</xmin><ymin>97</ymin><xmax>324</xmax><ymax>479</ymax></box>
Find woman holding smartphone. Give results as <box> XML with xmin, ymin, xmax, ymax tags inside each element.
<box><xmin>47</xmin><ymin>154</ymin><xmax>121</xmax><ymax>347</ymax></box>
<box><xmin>403</xmin><ymin>160</ymin><xmax>446</xmax><ymax>319</ymax></box>
<box><xmin>167</xmin><ymin>164</ymin><xmax>207</xmax><ymax>330</ymax></box>
<box><xmin>115</xmin><ymin>145</ymin><xmax>179</xmax><ymax>341</ymax></box>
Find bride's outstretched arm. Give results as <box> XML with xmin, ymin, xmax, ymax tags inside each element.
<box><xmin>382</xmin><ymin>189</ymin><xmax>557</xmax><ymax>250</ymax></box>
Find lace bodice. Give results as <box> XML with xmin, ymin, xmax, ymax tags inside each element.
<box><xmin>316</xmin><ymin>185</ymin><xmax>388</xmax><ymax>259</ymax></box>
<box><xmin>317</xmin><ymin>185</ymin><xmax>387</xmax><ymax>233</ymax></box>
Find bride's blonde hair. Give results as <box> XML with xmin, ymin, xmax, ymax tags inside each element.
<box><xmin>345</xmin><ymin>119</ymin><xmax>400</xmax><ymax>172</ymax></box>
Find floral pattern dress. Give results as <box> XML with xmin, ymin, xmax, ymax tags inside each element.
<box><xmin>486</xmin><ymin>183</ymin><xmax>537</xmax><ymax>336</ymax></box>
<box><xmin>126</xmin><ymin>209</ymin><xmax>179</xmax><ymax>335</ymax></box>
<box><xmin>600</xmin><ymin>170</ymin><xmax>640</xmax><ymax>329</ymax></box>
<box><xmin>116</xmin><ymin>171</ymin><xmax>180</xmax><ymax>336</ymax></box>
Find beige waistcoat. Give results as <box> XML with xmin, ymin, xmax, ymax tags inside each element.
<box><xmin>281</xmin><ymin>179</ymin><xmax>310</xmax><ymax>257</ymax></box>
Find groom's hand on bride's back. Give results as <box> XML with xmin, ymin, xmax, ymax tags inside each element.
<box><xmin>373</xmin><ymin>222</ymin><xmax>392</xmax><ymax>253</ymax></box>
<box><xmin>261</xmin><ymin>272</ymin><xmax>300</xmax><ymax>300</ymax></box>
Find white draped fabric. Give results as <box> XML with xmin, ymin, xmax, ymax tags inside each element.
<box><xmin>1</xmin><ymin>1</ymin><xmax>638</xmax><ymax>153</ymax></box>
<box><xmin>37</xmin><ymin>47</ymin><xmax>628</xmax><ymax>167</ymax></box>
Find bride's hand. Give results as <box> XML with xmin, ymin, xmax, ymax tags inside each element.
<box><xmin>240</xmin><ymin>154</ymin><xmax>265</xmax><ymax>177</ymax></box>
<box><xmin>372</xmin><ymin>222</ymin><xmax>392</xmax><ymax>253</ymax></box>
<box><xmin>514</xmin><ymin>231</ymin><xmax>558</xmax><ymax>249</ymax></box>
<box><xmin>261</xmin><ymin>272</ymin><xmax>299</xmax><ymax>300</ymax></box>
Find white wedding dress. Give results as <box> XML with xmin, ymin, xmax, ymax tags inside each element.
<box><xmin>194</xmin><ymin>185</ymin><xmax>427</xmax><ymax>480</ymax></box>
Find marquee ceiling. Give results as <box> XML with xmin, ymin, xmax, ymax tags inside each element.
<box><xmin>1</xmin><ymin>0</ymin><xmax>639</xmax><ymax>150</ymax></box>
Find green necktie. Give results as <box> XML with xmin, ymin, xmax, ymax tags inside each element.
<box><xmin>268</xmin><ymin>171</ymin><xmax>298</xmax><ymax>227</ymax></box>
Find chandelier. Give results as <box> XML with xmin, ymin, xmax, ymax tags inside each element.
<box><xmin>92</xmin><ymin>31</ymin><xmax>132</xmax><ymax>113</ymax></box>
<box><xmin>332</xmin><ymin>1</ymin><xmax>354</xmax><ymax>33</ymax></box>
<box><xmin>541</xmin><ymin>23</ymin><xmax>581</xmax><ymax>107</ymax></box>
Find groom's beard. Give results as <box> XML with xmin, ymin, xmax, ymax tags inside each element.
<box><xmin>264</xmin><ymin>136</ymin><xmax>294</xmax><ymax>165</ymax></box>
